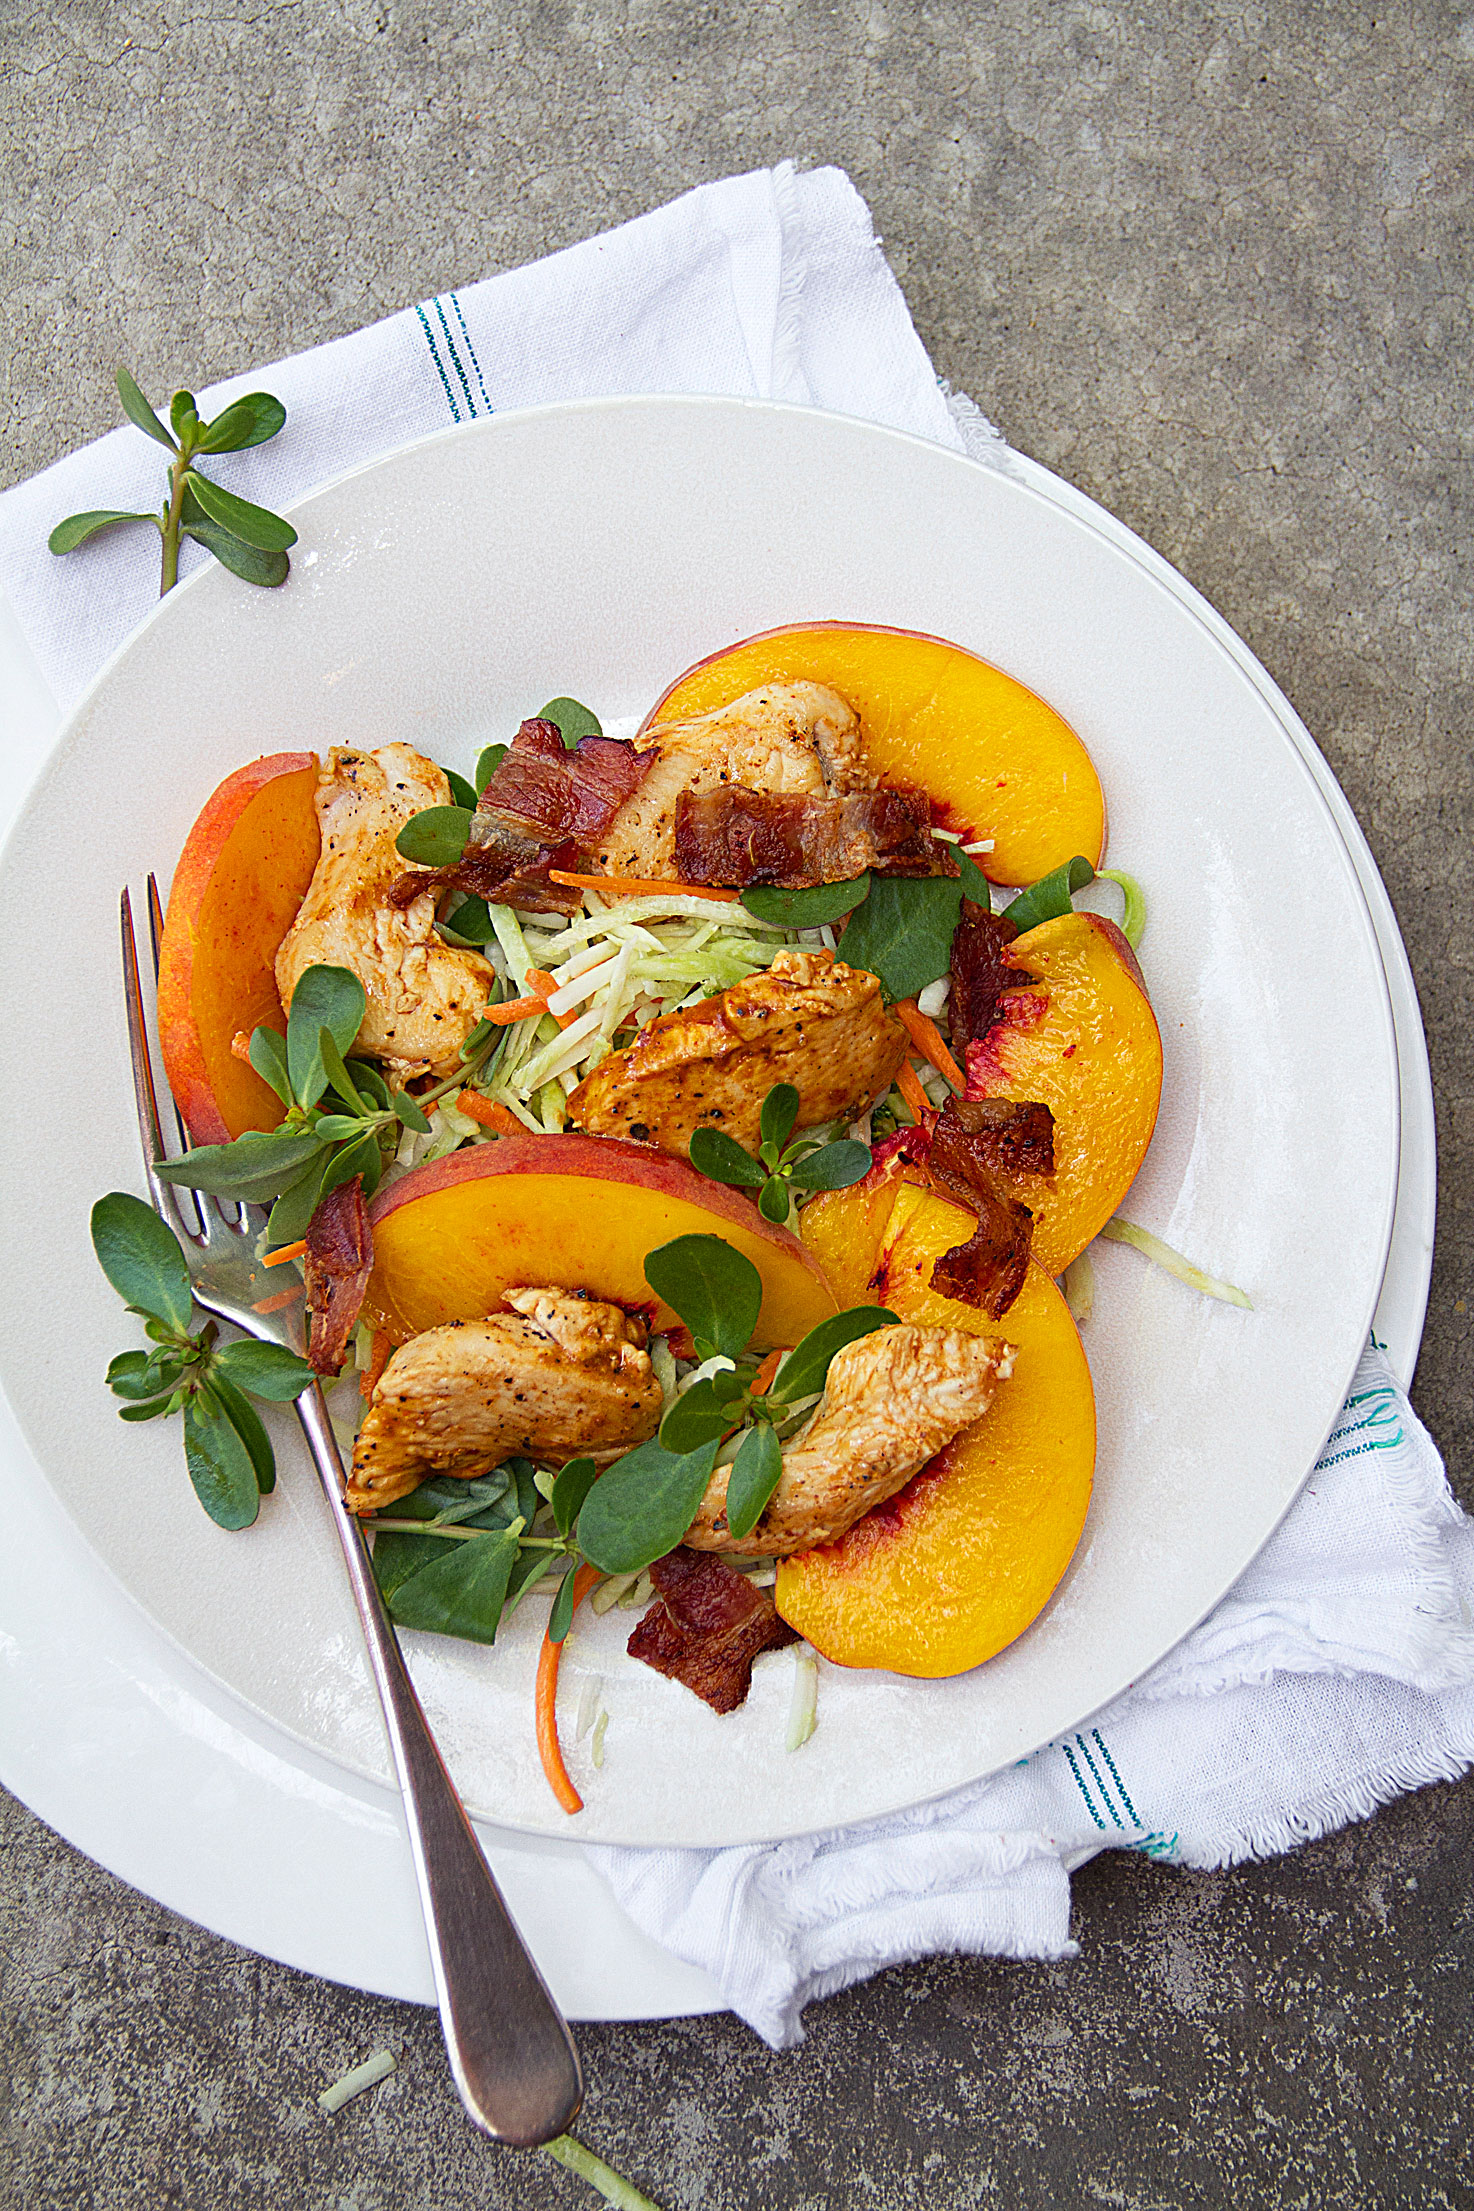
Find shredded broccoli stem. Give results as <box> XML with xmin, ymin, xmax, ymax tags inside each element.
<box><xmin>1062</xmin><ymin>1249</ymin><xmax>1096</xmax><ymax>1324</ymax></box>
<box><xmin>1100</xmin><ymin>1217</ymin><xmax>1252</xmax><ymax>1308</ymax></box>
<box><xmin>1096</xmin><ymin>869</ymin><xmax>1146</xmax><ymax>950</ymax></box>
<box><xmin>786</xmin><ymin>1645</ymin><xmax>819</xmax><ymax>1751</ymax></box>
<box><xmin>540</xmin><ymin>2133</ymin><xmax>665</xmax><ymax>2210</ymax></box>
<box><xmin>318</xmin><ymin>2049</ymin><xmax>397</xmax><ymax>2114</ymax></box>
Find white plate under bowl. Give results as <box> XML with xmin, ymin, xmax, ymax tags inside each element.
<box><xmin>0</xmin><ymin>397</ymin><xmax>1399</xmax><ymax>1848</ymax></box>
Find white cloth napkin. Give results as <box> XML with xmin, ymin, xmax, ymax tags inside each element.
<box><xmin>3</xmin><ymin>163</ymin><xmax>1469</xmax><ymax>2053</ymax></box>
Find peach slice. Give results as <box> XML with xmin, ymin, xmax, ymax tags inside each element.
<box><xmin>157</xmin><ymin>753</ymin><xmax>321</xmax><ymax>1142</ymax></box>
<box><xmin>778</xmin><ymin>1182</ymin><xmax>1095</xmax><ymax>1676</ymax></box>
<box><xmin>363</xmin><ymin>1133</ymin><xmax>839</xmax><ymax>1349</ymax></box>
<box><xmin>641</xmin><ymin>622</ymin><xmax>1105</xmax><ymax>886</ymax></box>
<box><xmin>967</xmin><ymin>912</ymin><xmax>1162</xmax><ymax>1275</ymax></box>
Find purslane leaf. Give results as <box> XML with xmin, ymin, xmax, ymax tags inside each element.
<box><xmin>91</xmin><ymin>1192</ymin><xmax>194</xmax><ymax>1334</ymax></box>
<box><xmin>155</xmin><ymin>1129</ymin><xmax>326</xmax><ymax>1201</ymax></box>
<box><xmin>169</xmin><ymin>389</ymin><xmax>200</xmax><ymax>445</ymax></box>
<box><xmin>285</xmin><ymin>965</ymin><xmax>366</xmax><ymax>1109</ymax></box>
<box><xmin>758</xmin><ymin>1179</ymin><xmax>791</xmax><ymax>1224</ymax></box>
<box><xmin>474</xmin><ymin>743</ymin><xmax>507</xmax><ymax>793</ymax></box>
<box><xmin>785</xmin><ymin>1140</ymin><xmax>872</xmax><ymax>1192</ymax></box>
<box><xmin>687</xmin><ymin>1128</ymin><xmax>766</xmax><ymax>1188</ymax></box>
<box><xmin>208</xmin><ymin>1373</ymin><xmax>277</xmax><ymax>1493</ymax></box>
<box><xmin>658</xmin><ymin>1378</ymin><xmax>737</xmax><ymax>1455</ymax></box>
<box><xmin>194</xmin><ymin>392</ymin><xmax>287</xmax><ymax>453</ymax></box>
<box><xmin>116</xmin><ymin>367</ymin><xmax>176</xmax><ymax>450</ymax></box>
<box><xmin>443</xmin><ymin>767</ymin><xmax>478</xmax><ymax>811</ymax></box>
<box><xmin>723</xmin><ymin>1422</ymin><xmax>783</xmax><ymax>1541</ymax></box>
<box><xmin>387</xmin><ymin>1526</ymin><xmax>522</xmax><ymax>1645</ymax></box>
<box><xmin>643</xmin><ymin>1234</ymin><xmax>762</xmax><ymax>1363</ymax></box>
<box><xmin>395</xmin><ymin>806</ymin><xmax>473</xmax><ymax>867</ymax></box>
<box><xmin>760</xmin><ymin>1082</ymin><xmax>800</xmax><ymax>1153</ymax></box>
<box><xmin>390</xmin><ymin>1088</ymin><xmax>431</xmax><ymax>1134</ymax></box>
<box><xmin>438</xmin><ymin>896</ymin><xmax>495</xmax><ymax>946</ymax></box>
<box><xmin>317</xmin><ymin>1024</ymin><xmax>368</xmax><ymax>1114</ymax></box>
<box><xmin>183</xmin><ymin>1384</ymin><xmax>261</xmax><ymax>1529</ymax></box>
<box><xmin>181</xmin><ymin>513</ymin><xmax>290</xmax><ymax>588</ymax></box>
<box><xmin>538</xmin><ymin>696</ymin><xmax>602</xmax><ymax>746</ymax></box>
<box><xmin>740</xmin><ymin>875</ymin><xmax>870</xmax><ymax>928</ymax></box>
<box><xmin>185</xmin><ymin>469</ymin><xmax>298</xmax><ymax>551</ymax></box>
<box><xmin>48</xmin><ymin>509</ymin><xmax>156</xmax><ymax>554</ymax></box>
<box><xmin>1003</xmin><ymin>856</ymin><xmax>1095</xmax><ymax>935</ymax></box>
<box><xmin>838</xmin><ymin>874</ymin><xmax>965</xmax><ymax>1001</ymax></box>
<box><xmin>551</xmin><ymin>1456</ymin><xmax>599</xmax><ymax>1537</ymax></box>
<box><xmin>575</xmin><ymin>1436</ymin><xmax>722</xmax><ymax>1575</ymax></box>
<box><xmin>768</xmin><ymin>1305</ymin><xmax>899</xmax><ymax>1406</ymax></box>
<box><xmin>546</xmin><ymin>1564</ymin><xmax>579</xmax><ymax>1645</ymax></box>
<box><xmin>248</xmin><ymin>1025</ymin><xmax>292</xmax><ymax>1104</ymax></box>
<box><xmin>209</xmin><ymin>1339</ymin><xmax>315</xmax><ymax>1401</ymax></box>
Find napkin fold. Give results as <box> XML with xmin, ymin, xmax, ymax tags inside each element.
<box><xmin>591</xmin><ymin>1346</ymin><xmax>1474</xmax><ymax>2045</ymax></box>
<box><xmin>3</xmin><ymin>162</ymin><xmax>1468</xmax><ymax>2053</ymax></box>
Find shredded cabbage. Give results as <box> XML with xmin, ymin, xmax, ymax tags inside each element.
<box><xmin>786</xmin><ymin>1646</ymin><xmax>819</xmax><ymax>1751</ymax></box>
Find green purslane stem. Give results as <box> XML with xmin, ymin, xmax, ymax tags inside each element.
<box><xmin>49</xmin><ymin>368</ymin><xmax>295</xmax><ymax>597</ymax></box>
<box><xmin>1096</xmin><ymin>868</ymin><xmax>1147</xmax><ymax>949</ymax></box>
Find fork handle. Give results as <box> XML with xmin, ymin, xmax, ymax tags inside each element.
<box><xmin>294</xmin><ymin>1386</ymin><xmax>583</xmax><ymax>2145</ymax></box>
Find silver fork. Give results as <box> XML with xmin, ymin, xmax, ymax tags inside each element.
<box><xmin>122</xmin><ymin>880</ymin><xmax>583</xmax><ymax>2147</ymax></box>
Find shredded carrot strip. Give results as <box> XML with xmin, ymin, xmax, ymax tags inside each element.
<box><xmin>548</xmin><ymin>869</ymin><xmax>738</xmax><ymax>904</ymax></box>
<box><xmin>895</xmin><ymin>1060</ymin><xmax>934</xmax><ymax>1124</ymax></box>
<box><xmin>486</xmin><ymin>993</ymin><xmax>547</xmax><ymax>1025</ymax></box>
<box><xmin>751</xmin><ymin>1347</ymin><xmax>784</xmax><ymax>1397</ymax></box>
<box><xmin>536</xmin><ymin>1563</ymin><xmax>604</xmax><ymax>1814</ymax></box>
<box><xmin>252</xmin><ymin>1284</ymin><xmax>302</xmax><ymax>1315</ymax></box>
<box><xmin>262</xmin><ymin>1238</ymin><xmax>307</xmax><ymax>1268</ymax></box>
<box><xmin>895</xmin><ymin>1000</ymin><xmax>965</xmax><ymax>1092</ymax></box>
<box><xmin>230</xmin><ymin>1030</ymin><xmax>253</xmax><ymax>1065</ymax></box>
<box><xmin>360</xmin><ymin>1328</ymin><xmax>393</xmax><ymax>1401</ymax></box>
<box><xmin>526</xmin><ymin>967</ymin><xmax>574</xmax><ymax>1029</ymax></box>
<box><xmin>455</xmin><ymin>1090</ymin><xmax>524</xmax><ymax>1135</ymax></box>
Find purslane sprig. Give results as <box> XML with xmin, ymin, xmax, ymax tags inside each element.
<box><xmin>50</xmin><ymin>367</ymin><xmax>297</xmax><ymax>596</ymax></box>
<box><xmin>688</xmin><ymin>1083</ymin><xmax>871</xmax><ymax>1224</ymax></box>
<box><xmin>152</xmin><ymin>964</ymin><xmax>502</xmax><ymax>1249</ymax></box>
<box><xmin>91</xmin><ymin>1193</ymin><xmax>315</xmax><ymax>1530</ymax></box>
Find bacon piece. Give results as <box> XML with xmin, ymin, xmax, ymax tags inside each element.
<box><xmin>626</xmin><ymin>1546</ymin><xmax>799</xmax><ymax>1714</ymax></box>
<box><xmin>303</xmin><ymin>1176</ymin><xmax>373</xmax><ymax>1375</ymax></box>
<box><xmin>389</xmin><ymin>718</ymin><xmax>653</xmax><ymax>914</ymax></box>
<box><xmin>921</xmin><ymin>1096</ymin><xmax>1053</xmax><ymax>1319</ymax></box>
<box><xmin>948</xmin><ymin>906</ymin><xmax>1027</xmax><ymax>1052</ymax></box>
<box><xmin>933</xmin><ymin>1095</ymin><xmax>1055</xmax><ymax>1179</ymax></box>
<box><xmin>671</xmin><ymin>783</ymin><xmax>948</xmax><ymax>890</ymax></box>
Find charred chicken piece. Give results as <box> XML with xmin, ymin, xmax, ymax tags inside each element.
<box><xmin>567</xmin><ymin>949</ymin><xmax>906</xmax><ymax>1157</ymax></box>
<box><xmin>684</xmin><ymin>1322</ymin><xmax>1013</xmax><ymax>1557</ymax></box>
<box><xmin>347</xmin><ymin>1288</ymin><xmax>662</xmax><ymax>1514</ymax></box>
<box><xmin>275</xmin><ymin>744</ymin><xmax>495</xmax><ymax>1083</ymax></box>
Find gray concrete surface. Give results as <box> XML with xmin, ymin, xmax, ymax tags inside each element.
<box><xmin>2</xmin><ymin>2</ymin><xmax>1471</xmax><ymax>2205</ymax></box>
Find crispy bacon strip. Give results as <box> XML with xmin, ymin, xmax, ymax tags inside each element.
<box><xmin>672</xmin><ymin>783</ymin><xmax>948</xmax><ymax>890</ymax></box>
<box><xmin>627</xmin><ymin>1546</ymin><xmax>799</xmax><ymax>1714</ymax></box>
<box><xmin>303</xmin><ymin>1176</ymin><xmax>373</xmax><ymax>1375</ymax></box>
<box><xmin>922</xmin><ymin>1097</ymin><xmax>1054</xmax><ymax>1319</ymax></box>
<box><xmin>948</xmin><ymin>906</ymin><xmax>1026</xmax><ymax>1052</ymax></box>
<box><xmin>390</xmin><ymin>718</ymin><xmax>653</xmax><ymax>914</ymax></box>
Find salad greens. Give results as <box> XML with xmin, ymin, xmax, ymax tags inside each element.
<box><xmin>90</xmin><ymin>1193</ymin><xmax>315</xmax><ymax>1529</ymax></box>
<box><xmin>49</xmin><ymin>368</ymin><xmax>296</xmax><ymax>595</ymax></box>
<box><xmin>153</xmin><ymin>964</ymin><xmax>498</xmax><ymax>1249</ymax></box>
<box><xmin>689</xmin><ymin>1081</ymin><xmax>871</xmax><ymax>1225</ymax></box>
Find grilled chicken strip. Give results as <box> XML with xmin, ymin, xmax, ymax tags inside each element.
<box><xmin>685</xmin><ymin>1324</ymin><xmax>1013</xmax><ymax>1557</ymax></box>
<box><xmin>276</xmin><ymin>744</ymin><xmax>495</xmax><ymax>1083</ymax></box>
<box><xmin>567</xmin><ymin>949</ymin><xmax>906</xmax><ymax>1156</ymax></box>
<box><xmin>347</xmin><ymin>1288</ymin><xmax>662</xmax><ymax>1514</ymax></box>
<box><xmin>588</xmin><ymin>682</ymin><xmax>870</xmax><ymax>879</ymax></box>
